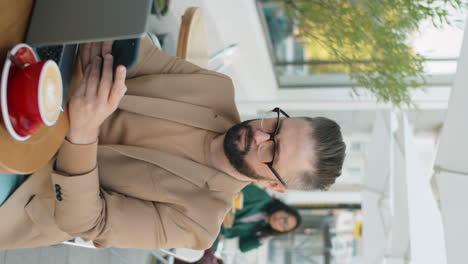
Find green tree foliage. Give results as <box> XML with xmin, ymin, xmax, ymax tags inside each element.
<box><xmin>281</xmin><ymin>0</ymin><xmax>467</xmax><ymax>106</ymax></box>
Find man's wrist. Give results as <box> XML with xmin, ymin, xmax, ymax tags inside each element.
<box><xmin>67</xmin><ymin>129</ymin><xmax>98</xmax><ymax>145</ymax></box>
<box><xmin>66</xmin><ymin>137</ymin><xmax>98</xmax><ymax>145</ymax></box>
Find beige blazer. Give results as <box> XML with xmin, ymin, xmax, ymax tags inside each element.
<box><xmin>0</xmin><ymin>38</ymin><xmax>249</xmax><ymax>250</ymax></box>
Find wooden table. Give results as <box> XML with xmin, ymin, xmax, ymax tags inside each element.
<box><xmin>0</xmin><ymin>0</ymin><xmax>70</xmax><ymax>174</ymax></box>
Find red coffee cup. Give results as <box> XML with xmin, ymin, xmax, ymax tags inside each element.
<box><xmin>7</xmin><ymin>60</ymin><xmax>63</xmax><ymax>137</ymax></box>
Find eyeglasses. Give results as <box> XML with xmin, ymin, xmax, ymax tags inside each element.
<box><xmin>279</xmin><ymin>213</ymin><xmax>291</xmax><ymax>230</ymax></box>
<box><xmin>260</xmin><ymin>107</ymin><xmax>290</xmax><ymax>187</ymax></box>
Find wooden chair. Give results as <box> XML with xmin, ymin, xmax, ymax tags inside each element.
<box><xmin>176</xmin><ymin>7</ymin><xmax>239</xmax><ymax>72</ymax></box>
<box><xmin>176</xmin><ymin>7</ymin><xmax>209</xmax><ymax>68</ymax></box>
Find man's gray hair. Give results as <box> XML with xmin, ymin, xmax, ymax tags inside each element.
<box><xmin>289</xmin><ymin>117</ymin><xmax>346</xmax><ymax>190</ymax></box>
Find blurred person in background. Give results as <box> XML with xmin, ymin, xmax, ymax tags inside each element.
<box><xmin>216</xmin><ymin>184</ymin><xmax>301</xmax><ymax>252</ymax></box>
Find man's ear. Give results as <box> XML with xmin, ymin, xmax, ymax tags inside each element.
<box><xmin>256</xmin><ymin>180</ymin><xmax>287</xmax><ymax>193</ymax></box>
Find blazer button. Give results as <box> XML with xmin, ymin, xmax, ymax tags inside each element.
<box><xmin>56</xmin><ymin>195</ymin><xmax>63</xmax><ymax>202</ymax></box>
<box><xmin>55</xmin><ymin>184</ymin><xmax>61</xmax><ymax>191</ymax></box>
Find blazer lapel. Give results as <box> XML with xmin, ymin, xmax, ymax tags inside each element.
<box><xmin>101</xmin><ymin>145</ymin><xmax>248</xmax><ymax>194</ymax></box>
<box><xmin>119</xmin><ymin>95</ymin><xmax>234</xmax><ymax>133</ymax></box>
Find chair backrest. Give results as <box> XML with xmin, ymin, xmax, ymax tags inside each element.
<box><xmin>176</xmin><ymin>7</ymin><xmax>209</xmax><ymax>68</ymax></box>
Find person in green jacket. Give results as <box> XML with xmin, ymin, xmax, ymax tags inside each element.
<box><xmin>219</xmin><ymin>184</ymin><xmax>302</xmax><ymax>252</ymax></box>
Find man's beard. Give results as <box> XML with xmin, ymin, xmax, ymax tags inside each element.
<box><xmin>223</xmin><ymin>120</ymin><xmax>265</xmax><ymax>180</ymax></box>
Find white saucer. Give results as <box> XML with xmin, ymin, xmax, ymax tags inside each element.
<box><xmin>0</xmin><ymin>43</ymin><xmax>39</xmax><ymax>141</ymax></box>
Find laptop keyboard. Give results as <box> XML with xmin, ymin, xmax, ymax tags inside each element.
<box><xmin>35</xmin><ymin>45</ymin><xmax>64</xmax><ymax>63</ymax></box>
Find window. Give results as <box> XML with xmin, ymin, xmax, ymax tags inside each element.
<box><xmin>257</xmin><ymin>0</ymin><xmax>465</xmax><ymax>89</ymax></box>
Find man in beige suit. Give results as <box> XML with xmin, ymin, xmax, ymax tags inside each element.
<box><xmin>0</xmin><ymin>38</ymin><xmax>346</xmax><ymax>250</ymax></box>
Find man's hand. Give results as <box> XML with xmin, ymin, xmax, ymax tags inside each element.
<box><xmin>67</xmin><ymin>53</ymin><xmax>127</xmax><ymax>144</ymax></box>
<box><xmin>79</xmin><ymin>42</ymin><xmax>113</xmax><ymax>73</ymax></box>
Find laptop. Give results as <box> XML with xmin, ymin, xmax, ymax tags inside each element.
<box><xmin>25</xmin><ymin>0</ymin><xmax>152</xmax><ymax>46</ymax></box>
<box><xmin>25</xmin><ymin>0</ymin><xmax>151</xmax><ymax>108</ymax></box>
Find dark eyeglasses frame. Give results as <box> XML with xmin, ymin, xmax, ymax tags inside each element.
<box><xmin>264</xmin><ymin>107</ymin><xmax>290</xmax><ymax>187</ymax></box>
<box><xmin>280</xmin><ymin>213</ymin><xmax>291</xmax><ymax>230</ymax></box>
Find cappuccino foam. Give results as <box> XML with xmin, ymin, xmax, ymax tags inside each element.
<box><xmin>39</xmin><ymin>61</ymin><xmax>62</xmax><ymax>126</ymax></box>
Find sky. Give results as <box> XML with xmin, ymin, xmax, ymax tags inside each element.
<box><xmin>413</xmin><ymin>9</ymin><xmax>467</xmax><ymax>74</ymax></box>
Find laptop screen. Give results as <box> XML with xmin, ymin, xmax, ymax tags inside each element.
<box><xmin>26</xmin><ymin>0</ymin><xmax>151</xmax><ymax>46</ymax></box>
